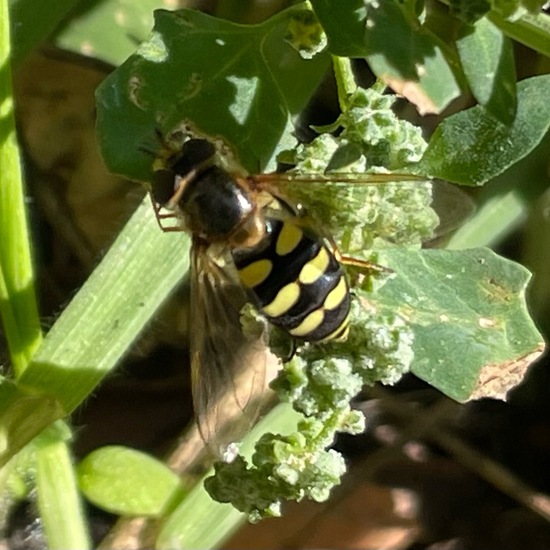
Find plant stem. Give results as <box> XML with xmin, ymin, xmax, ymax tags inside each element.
<box><xmin>0</xmin><ymin>2</ymin><xmax>92</xmax><ymax>548</ymax></box>
<box><xmin>488</xmin><ymin>11</ymin><xmax>550</xmax><ymax>58</ymax></box>
<box><xmin>332</xmin><ymin>55</ymin><xmax>358</xmax><ymax>112</ymax></box>
<box><xmin>0</xmin><ymin>0</ymin><xmax>42</xmax><ymax>376</ymax></box>
<box><xmin>35</xmin><ymin>424</ymin><xmax>91</xmax><ymax>550</ymax></box>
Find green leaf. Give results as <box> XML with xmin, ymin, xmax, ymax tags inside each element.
<box><xmin>17</xmin><ymin>198</ymin><xmax>188</xmax><ymax>415</ymax></box>
<box><xmin>8</xmin><ymin>0</ymin><xmax>80</xmax><ymax>66</ymax></box>
<box><xmin>417</xmin><ymin>74</ymin><xmax>550</xmax><ymax>185</ymax></box>
<box><xmin>311</xmin><ymin>0</ymin><xmax>461</xmax><ymax>114</ymax></box>
<box><xmin>54</xmin><ymin>0</ymin><xmax>161</xmax><ymax>67</ymax></box>
<box><xmin>95</xmin><ymin>4</ymin><xmax>330</xmax><ymax>179</ymax></box>
<box><xmin>448</xmin><ymin>0</ymin><xmax>546</xmax><ymax>23</ymax></box>
<box><xmin>78</xmin><ymin>446</ymin><xmax>183</xmax><ymax>517</ymax></box>
<box><xmin>489</xmin><ymin>10</ymin><xmax>550</xmax><ymax>58</ymax></box>
<box><xmin>376</xmin><ymin>247</ymin><xmax>544</xmax><ymax>402</ymax></box>
<box><xmin>445</xmin><ymin>130</ymin><xmax>550</xmax><ymax>249</ymax></box>
<box><xmin>456</xmin><ymin>17</ymin><xmax>517</xmax><ymax>124</ymax></box>
<box><xmin>448</xmin><ymin>0</ymin><xmax>491</xmax><ymax>23</ymax></box>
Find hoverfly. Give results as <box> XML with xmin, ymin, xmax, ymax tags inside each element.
<box><xmin>149</xmin><ymin>133</ymin><xmax>471</xmax><ymax>452</ymax></box>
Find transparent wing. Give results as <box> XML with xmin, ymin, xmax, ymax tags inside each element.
<box><xmin>190</xmin><ymin>239</ymin><xmax>271</xmax><ymax>456</ymax></box>
<box><xmin>251</xmin><ymin>173</ymin><xmax>474</xmax><ymax>246</ymax></box>
<box><xmin>429</xmin><ymin>180</ymin><xmax>475</xmax><ymax>241</ymax></box>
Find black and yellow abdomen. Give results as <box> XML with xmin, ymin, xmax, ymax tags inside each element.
<box><xmin>233</xmin><ymin>217</ymin><xmax>350</xmax><ymax>342</ymax></box>
<box><xmin>151</xmin><ymin>137</ymin><xmax>351</xmax><ymax>344</ymax></box>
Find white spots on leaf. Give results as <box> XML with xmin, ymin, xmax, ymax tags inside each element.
<box><xmin>128</xmin><ymin>76</ymin><xmax>145</xmax><ymax>108</ymax></box>
<box><xmin>226</xmin><ymin>75</ymin><xmax>259</xmax><ymax>126</ymax></box>
<box><xmin>136</xmin><ymin>32</ymin><xmax>168</xmax><ymax>62</ymax></box>
<box><xmin>479</xmin><ymin>317</ymin><xmax>495</xmax><ymax>328</ymax></box>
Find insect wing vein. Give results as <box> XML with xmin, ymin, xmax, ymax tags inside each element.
<box><xmin>190</xmin><ymin>241</ymin><xmax>269</xmax><ymax>454</ymax></box>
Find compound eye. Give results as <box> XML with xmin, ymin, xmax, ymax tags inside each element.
<box><xmin>152</xmin><ymin>169</ymin><xmax>177</xmax><ymax>206</ymax></box>
<box><xmin>167</xmin><ymin>139</ymin><xmax>217</xmax><ymax>178</ymax></box>
<box><xmin>180</xmin><ymin>139</ymin><xmax>216</xmax><ymax>164</ymax></box>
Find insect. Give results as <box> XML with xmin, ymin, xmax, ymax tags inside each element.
<box><xmin>149</xmin><ymin>134</ymin><xmax>470</xmax><ymax>451</ymax></box>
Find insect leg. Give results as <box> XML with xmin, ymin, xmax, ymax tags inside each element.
<box><xmin>327</xmin><ymin>235</ymin><xmax>394</xmax><ymax>275</ymax></box>
<box><xmin>149</xmin><ymin>193</ymin><xmax>183</xmax><ymax>233</ymax></box>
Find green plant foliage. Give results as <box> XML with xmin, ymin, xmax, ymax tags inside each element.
<box><xmin>78</xmin><ymin>446</ymin><xmax>184</xmax><ymax>516</ymax></box>
<box><xmin>456</xmin><ymin>17</ymin><xmax>517</xmax><ymax>124</ymax></box>
<box><xmin>96</xmin><ymin>4</ymin><xmax>330</xmax><ymax>180</ymax></box>
<box><xmin>449</xmin><ymin>0</ymin><xmax>547</xmax><ymax>23</ymax></box>
<box><xmin>280</xmin><ymin>87</ymin><xmax>438</xmax><ymax>254</ymax></box>
<box><xmin>443</xmin><ymin>129</ymin><xmax>550</xmax><ymax>250</ymax></box>
<box><xmin>35</xmin><ymin>423</ymin><xmax>91</xmax><ymax>549</ymax></box>
<box><xmin>418</xmin><ymin>74</ymin><xmax>550</xmax><ymax>184</ymax></box>
<box><xmin>1</xmin><ymin>3</ymin><xmax>94</xmax><ymax>547</ymax></box>
<box><xmin>54</xmin><ymin>0</ymin><xmax>161</xmax><ymax>66</ymax></box>
<box><xmin>377</xmin><ymin>247</ymin><xmax>544</xmax><ymax>400</ymax></box>
<box><xmin>8</xmin><ymin>0</ymin><xmax>80</xmax><ymax>66</ymax></box>
<box><xmin>293</xmin><ymin>86</ymin><xmax>429</xmax><ymax>169</ymax></box>
<box><xmin>1</xmin><ymin>2</ymin><xmax>42</xmax><ymax>374</ymax></box>
<box><xmin>206</xmin><ymin>430</ymin><xmax>350</xmax><ymax>522</ymax></box>
<box><xmin>488</xmin><ymin>10</ymin><xmax>550</xmax><ymax>57</ymax></box>
<box><xmin>449</xmin><ymin>0</ymin><xmax>492</xmax><ymax>22</ymax></box>
<box><xmin>311</xmin><ymin>0</ymin><xmax>461</xmax><ymax>114</ymax></box>
<box><xmin>273</xmin><ymin>244</ymin><xmax>541</xmax><ymax>405</ymax></box>
<box><xmin>0</xmin><ymin>200</ymin><xmax>189</xmax><ymax>468</ymax></box>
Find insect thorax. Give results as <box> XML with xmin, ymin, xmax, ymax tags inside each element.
<box><xmin>180</xmin><ymin>166</ymin><xmax>258</xmax><ymax>243</ymax></box>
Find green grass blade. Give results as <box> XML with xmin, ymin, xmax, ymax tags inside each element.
<box><xmin>0</xmin><ymin>0</ymin><xmax>42</xmax><ymax>376</ymax></box>
<box><xmin>0</xmin><ymin>196</ymin><xmax>190</xmax><ymax>465</ymax></box>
